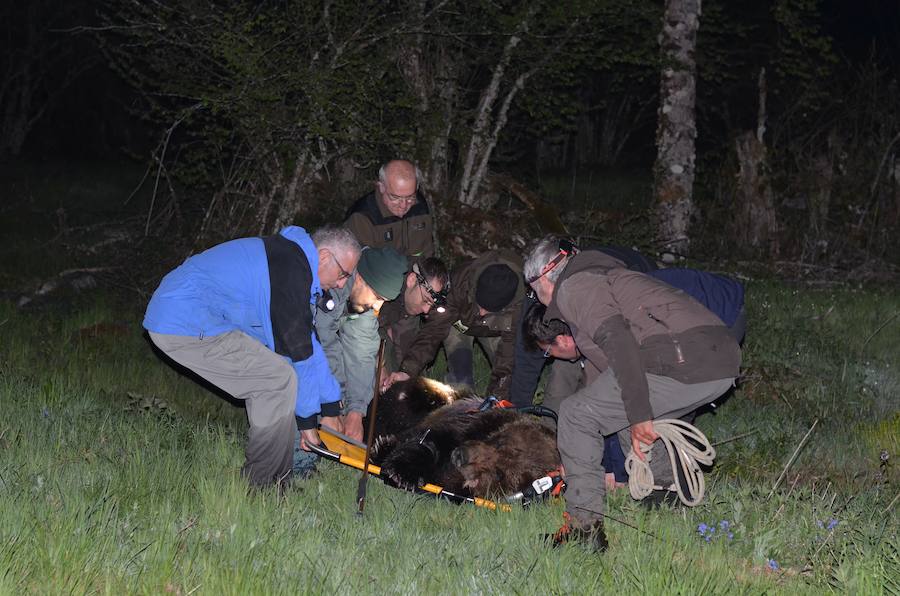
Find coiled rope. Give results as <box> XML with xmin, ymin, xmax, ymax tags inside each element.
<box><xmin>624</xmin><ymin>419</ymin><xmax>716</xmax><ymax>507</ymax></box>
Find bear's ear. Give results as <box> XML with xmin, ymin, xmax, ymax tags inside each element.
<box><xmin>386</xmin><ymin>380</ymin><xmax>409</xmax><ymax>401</ymax></box>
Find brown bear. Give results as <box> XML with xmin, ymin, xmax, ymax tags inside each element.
<box><xmin>367</xmin><ymin>377</ymin><xmax>561</xmax><ymax>500</ymax></box>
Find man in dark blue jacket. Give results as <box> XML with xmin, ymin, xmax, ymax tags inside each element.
<box><xmin>144</xmin><ymin>225</ymin><xmax>363</xmax><ymax>488</ymax></box>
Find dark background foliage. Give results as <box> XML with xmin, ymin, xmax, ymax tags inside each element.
<box><xmin>2</xmin><ymin>0</ymin><xmax>898</xmax><ymax>279</ymax></box>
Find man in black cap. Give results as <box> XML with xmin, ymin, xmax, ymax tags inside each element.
<box><xmin>381</xmin><ymin>249</ymin><xmax>526</xmax><ymax>400</ymax></box>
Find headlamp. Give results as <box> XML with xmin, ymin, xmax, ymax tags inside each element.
<box><xmin>431</xmin><ymin>289</ymin><xmax>448</xmax><ymax>314</ymax></box>
<box><xmin>525</xmin><ymin>238</ymin><xmax>579</xmax><ymax>285</ymax></box>
<box><xmin>412</xmin><ymin>263</ymin><xmax>449</xmax><ymax>314</ymax></box>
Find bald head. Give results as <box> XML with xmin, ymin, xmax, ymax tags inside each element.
<box><xmin>377</xmin><ymin>160</ymin><xmax>420</xmax><ymax>218</ymax></box>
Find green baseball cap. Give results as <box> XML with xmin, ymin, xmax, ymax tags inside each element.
<box><xmin>356</xmin><ymin>246</ymin><xmax>408</xmax><ymax>300</ymax></box>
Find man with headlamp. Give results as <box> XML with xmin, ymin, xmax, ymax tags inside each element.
<box><xmin>523</xmin><ymin>235</ymin><xmax>741</xmax><ymax>552</ymax></box>
<box><xmin>380</xmin><ymin>249</ymin><xmax>527</xmax><ymax>402</ymax></box>
<box><xmin>377</xmin><ymin>257</ymin><xmax>449</xmax><ymax>391</ymax></box>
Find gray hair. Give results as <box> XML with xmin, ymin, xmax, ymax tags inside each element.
<box><xmin>311</xmin><ymin>225</ymin><xmax>361</xmax><ymax>256</ymax></box>
<box><xmin>523</xmin><ymin>235</ymin><xmax>568</xmax><ymax>284</ymax></box>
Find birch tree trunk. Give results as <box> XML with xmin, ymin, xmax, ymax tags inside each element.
<box><xmin>652</xmin><ymin>0</ymin><xmax>701</xmax><ymax>255</ymax></box>
<box><xmin>457</xmin><ymin>24</ymin><xmax>526</xmax><ymax>207</ymax></box>
<box><xmin>426</xmin><ymin>45</ymin><xmax>458</xmax><ymax>196</ymax></box>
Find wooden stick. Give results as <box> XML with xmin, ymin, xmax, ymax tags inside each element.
<box><xmin>768</xmin><ymin>419</ymin><xmax>818</xmax><ymax>499</ymax></box>
<box><xmin>712</xmin><ymin>428</ymin><xmax>759</xmax><ymax>447</ymax></box>
<box><xmin>357</xmin><ymin>339</ymin><xmax>386</xmax><ymax>515</ymax></box>
<box><xmin>883</xmin><ymin>490</ymin><xmax>900</xmax><ymax>516</ymax></box>
<box><xmin>861</xmin><ymin>310</ymin><xmax>899</xmax><ymax>352</ymax></box>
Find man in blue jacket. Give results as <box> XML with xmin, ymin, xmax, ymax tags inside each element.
<box><xmin>144</xmin><ymin>225</ymin><xmax>363</xmax><ymax>488</ymax></box>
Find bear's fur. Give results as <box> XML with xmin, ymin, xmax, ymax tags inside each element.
<box><xmin>367</xmin><ymin>377</ymin><xmax>560</xmax><ymax>499</ymax></box>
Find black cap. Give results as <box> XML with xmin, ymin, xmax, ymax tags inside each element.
<box><xmin>475</xmin><ymin>264</ymin><xmax>519</xmax><ymax>312</ymax></box>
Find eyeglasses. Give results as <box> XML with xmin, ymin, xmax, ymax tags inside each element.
<box><xmin>418</xmin><ymin>281</ymin><xmax>436</xmax><ymax>307</ymax></box>
<box><xmin>525</xmin><ymin>238</ymin><xmax>579</xmax><ymax>285</ymax></box>
<box><xmin>381</xmin><ymin>181</ymin><xmax>418</xmax><ymax>205</ymax></box>
<box><xmin>384</xmin><ymin>190</ymin><xmax>418</xmax><ymax>205</ymax></box>
<box><xmin>413</xmin><ymin>263</ymin><xmax>448</xmax><ymax>313</ymax></box>
<box><xmin>328</xmin><ymin>250</ymin><xmax>352</xmax><ymax>281</ymax></box>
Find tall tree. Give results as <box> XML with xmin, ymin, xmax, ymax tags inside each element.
<box><xmin>98</xmin><ymin>0</ymin><xmax>411</xmax><ymax>239</ymax></box>
<box><xmin>652</xmin><ymin>0</ymin><xmax>701</xmax><ymax>255</ymax></box>
<box><xmin>98</xmin><ymin>0</ymin><xmax>595</xmax><ymax>240</ymax></box>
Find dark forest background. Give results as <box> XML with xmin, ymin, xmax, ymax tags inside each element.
<box><xmin>3</xmin><ymin>0</ymin><xmax>899</xmax><ymax>286</ymax></box>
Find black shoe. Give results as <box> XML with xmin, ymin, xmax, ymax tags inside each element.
<box><xmin>544</xmin><ymin>514</ymin><xmax>609</xmax><ymax>552</ymax></box>
<box><xmin>640</xmin><ymin>489</ymin><xmax>683</xmax><ymax>510</ymax></box>
<box><xmin>292</xmin><ymin>445</ymin><xmax>319</xmax><ymax>479</ymax></box>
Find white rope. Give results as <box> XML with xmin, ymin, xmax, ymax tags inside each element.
<box><xmin>624</xmin><ymin>419</ymin><xmax>716</xmax><ymax>507</ymax></box>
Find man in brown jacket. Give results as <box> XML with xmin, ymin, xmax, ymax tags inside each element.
<box><xmin>377</xmin><ymin>257</ymin><xmax>449</xmax><ymax>387</ymax></box>
<box><xmin>382</xmin><ymin>249</ymin><xmax>526</xmax><ymax>400</ymax></box>
<box><xmin>523</xmin><ymin>236</ymin><xmax>741</xmax><ymax>552</ymax></box>
<box><xmin>344</xmin><ymin>159</ymin><xmax>434</xmax><ymax>263</ymax></box>
<box><xmin>329</xmin><ymin>160</ymin><xmax>435</xmax><ymax>441</ymax></box>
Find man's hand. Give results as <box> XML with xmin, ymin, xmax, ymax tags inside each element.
<box><xmin>629</xmin><ymin>420</ymin><xmax>659</xmax><ymax>461</ymax></box>
<box><xmin>299</xmin><ymin>428</ymin><xmax>321</xmax><ymax>452</ymax></box>
<box><xmin>381</xmin><ymin>371</ymin><xmax>410</xmax><ymax>393</ymax></box>
<box><xmin>343</xmin><ymin>411</ymin><xmax>365</xmax><ymax>443</ymax></box>
<box><xmin>320</xmin><ymin>416</ymin><xmax>343</xmax><ymax>435</ymax></box>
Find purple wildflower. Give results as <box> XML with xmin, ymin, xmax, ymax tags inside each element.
<box><xmin>719</xmin><ymin>520</ymin><xmax>730</xmax><ymax>530</ymax></box>
<box><xmin>827</xmin><ymin>519</ymin><xmax>838</xmax><ymax>530</ymax></box>
<box><xmin>767</xmin><ymin>559</ymin><xmax>779</xmax><ymax>571</ymax></box>
<box><xmin>698</xmin><ymin>523</ymin><xmax>708</xmax><ymax>535</ymax></box>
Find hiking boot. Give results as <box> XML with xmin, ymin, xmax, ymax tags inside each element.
<box><xmin>544</xmin><ymin>512</ymin><xmax>609</xmax><ymax>552</ymax></box>
<box><xmin>640</xmin><ymin>489</ymin><xmax>683</xmax><ymax>510</ymax></box>
<box><xmin>641</xmin><ymin>455</ymin><xmax>694</xmax><ymax>509</ymax></box>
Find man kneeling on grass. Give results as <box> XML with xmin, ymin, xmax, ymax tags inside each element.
<box><xmin>523</xmin><ymin>236</ymin><xmax>741</xmax><ymax>552</ymax></box>
<box><xmin>143</xmin><ymin>225</ymin><xmax>404</xmax><ymax>489</ymax></box>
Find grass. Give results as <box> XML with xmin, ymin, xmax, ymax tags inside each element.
<box><xmin>0</xmin><ymin>162</ymin><xmax>897</xmax><ymax>593</ymax></box>
<box><xmin>1</xmin><ymin>280</ymin><xmax>897</xmax><ymax>594</ymax></box>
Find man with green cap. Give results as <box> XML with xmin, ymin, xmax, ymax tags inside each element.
<box><xmin>314</xmin><ymin>245</ymin><xmax>408</xmax><ymax>444</ymax></box>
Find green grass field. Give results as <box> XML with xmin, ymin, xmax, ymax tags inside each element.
<box><xmin>1</xmin><ymin>280</ymin><xmax>897</xmax><ymax>594</ymax></box>
<box><xmin>1</xmin><ymin>163</ymin><xmax>897</xmax><ymax>593</ymax></box>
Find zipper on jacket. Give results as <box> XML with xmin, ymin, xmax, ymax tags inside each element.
<box><xmin>644</xmin><ymin>308</ymin><xmax>685</xmax><ymax>364</ymax></box>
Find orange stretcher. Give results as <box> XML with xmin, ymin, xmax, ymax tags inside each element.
<box><xmin>310</xmin><ymin>427</ymin><xmax>564</xmax><ymax>512</ymax></box>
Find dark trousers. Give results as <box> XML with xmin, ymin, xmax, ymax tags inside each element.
<box><xmin>558</xmin><ymin>370</ymin><xmax>735</xmax><ymax>527</ymax></box>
